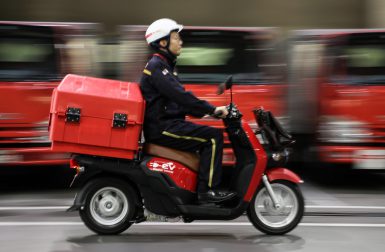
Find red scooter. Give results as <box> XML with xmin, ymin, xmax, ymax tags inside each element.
<box><xmin>67</xmin><ymin>77</ymin><xmax>304</xmax><ymax>235</ymax></box>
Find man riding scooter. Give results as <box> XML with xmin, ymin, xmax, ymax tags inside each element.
<box><xmin>140</xmin><ymin>18</ymin><xmax>235</xmax><ymax>203</ymax></box>
<box><xmin>50</xmin><ymin>18</ymin><xmax>304</xmax><ymax>235</ymax></box>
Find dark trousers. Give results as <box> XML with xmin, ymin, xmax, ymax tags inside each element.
<box><xmin>150</xmin><ymin>121</ymin><xmax>223</xmax><ymax>193</ymax></box>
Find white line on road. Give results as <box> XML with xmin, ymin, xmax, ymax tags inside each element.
<box><xmin>1</xmin><ymin>205</ymin><xmax>385</xmax><ymax>211</ymax></box>
<box><xmin>0</xmin><ymin>222</ymin><xmax>384</xmax><ymax>228</ymax></box>
<box><xmin>0</xmin><ymin>222</ymin><xmax>83</xmax><ymax>226</ymax></box>
<box><xmin>138</xmin><ymin>222</ymin><xmax>385</xmax><ymax>227</ymax></box>
<box><xmin>0</xmin><ymin>206</ymin><xmax>68</xmax><ymax>211</ymax></box>
<box><xmin>300</xmin><ymin>223</ymin><xmax>385</xmax><ymax>227</ymax></box>
<box><xmin>305</xmin><ymin>205</ymin><xmax>385</xmax><ymax>210</ymax></box>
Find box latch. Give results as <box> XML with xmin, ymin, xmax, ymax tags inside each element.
<box><xmin>113</xmin><ymin>113</ymin><xmax>128</xmax><ymax>128</ymax></box>
<box><xmin>66</xmin><ymin>107</ymin><xmax>81</xmax><ymax>123</ymax></box>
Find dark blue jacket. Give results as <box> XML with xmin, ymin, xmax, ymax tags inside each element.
<box><xmin>140</xmin><ymin>52</ymin><xmax>216</xmax><ymax>141</ymax></box>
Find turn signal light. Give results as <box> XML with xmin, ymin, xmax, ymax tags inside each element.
<box><xmin>69</xmin><ymin>159</ymin><xmax>84</xmax><ymax>174</ymax></box>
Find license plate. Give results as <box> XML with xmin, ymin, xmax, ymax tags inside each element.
<box><xmin>353</xmin><ymin>149</ymin><xmax>385</xmax><ymax>170</ymax></box>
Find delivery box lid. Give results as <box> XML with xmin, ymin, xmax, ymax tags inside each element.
<box><xmin>51</xmin><ymin>74</ymin><xmax>144</xmax><ymax>124</ymax></box>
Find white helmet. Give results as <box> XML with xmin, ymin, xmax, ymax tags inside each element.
<box><xmin>145</xmin><ymin>18</ymin><xmax>183</xmax><ymax>45</ymax></box>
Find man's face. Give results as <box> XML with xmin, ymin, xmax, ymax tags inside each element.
<box><xmin>168</xmin><ymin>31</ymin><xmax>183</xmax><ymax>56</ymax></box>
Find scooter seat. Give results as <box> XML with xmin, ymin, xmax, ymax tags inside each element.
<box><xmin>143</xmin><ymin>143</ymin><xmax>200</xmax><ymax>172</ymax></box>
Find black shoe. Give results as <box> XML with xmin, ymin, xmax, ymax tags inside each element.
<box><xmin>197</xmin><ymin>190</ymin><xmax>236</xmax><ymax>203</ymax></box>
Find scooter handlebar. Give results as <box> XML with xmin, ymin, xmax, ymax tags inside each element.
<box><xmin>206</xmin><ymin>103</ymin><xmax>241</xmax><ymax>120</ymax></box>
<box><xmin>212</xmin><ymin>110</ymin><xmax>224</xmax><ymax>118</ymax></box>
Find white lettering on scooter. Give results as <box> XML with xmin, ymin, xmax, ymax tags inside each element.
<box><xmin>149</xmin><ymin>161</ymin><xmax>176</xmax><ymax>174</ymax></box>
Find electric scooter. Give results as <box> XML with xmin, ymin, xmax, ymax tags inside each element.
<box><xmin>67</xmin><ymin>76</ymin><xmax>304</xmax><ymax>235</ymax></box>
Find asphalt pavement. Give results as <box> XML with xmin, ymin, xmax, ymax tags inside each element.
<box><xmin>0</xmin><ymin>165</ymin><xmax>384</xmax><ymax>252</ymax></box>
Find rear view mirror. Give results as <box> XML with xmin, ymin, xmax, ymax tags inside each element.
<box><xmin>217</xmin><ymin>75</ymin><xmax>233</xmax><ymax>95</ymax></box>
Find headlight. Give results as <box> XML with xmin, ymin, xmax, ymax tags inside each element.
<box><xmin>272</xmin><ymin>148</ymin><xmax>290</xmax><ymax>161</ymax></box>
<box><xmin>318</xmin><ymin>116</ymin><xmax>372</xmax><ymax>143</ymax></box>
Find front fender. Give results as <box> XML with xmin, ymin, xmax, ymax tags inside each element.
<box><xmin>266</xmin><ymin>168</ymin><xmax>303</xmax><ymax>184</ymax></box>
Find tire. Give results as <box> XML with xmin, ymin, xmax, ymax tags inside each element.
<box><xmin>79</xmin><ymin>178</ymin><xmax>138</xmax><ymax>235</ymax></box>
<box><xmin>247</xmin><ymin>180</ymin><xmax>304</xmax><ymax>235</ymax></box>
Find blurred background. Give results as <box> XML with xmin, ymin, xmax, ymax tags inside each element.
<box><xmin>1</xmin><ymin>3</ymin><xmax>385</xmax><ymax>251</ymax></box>
<box><xmin>2</xmin><ymin>0</ymin><xmax>385</xmax><ymax>30</ymax></box>
<box><xmin>1</xmin><ymin>0</ymin><xmax>385</xmax><ymax>189</ymax></box>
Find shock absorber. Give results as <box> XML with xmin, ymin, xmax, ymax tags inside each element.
<box><xmin>262</xmin><ymin>174</ymin><xmax>281</xmax><ymax>209</ymax></box>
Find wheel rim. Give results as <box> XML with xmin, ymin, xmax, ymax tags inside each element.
<box><xmin>89</xmin><ymin>187</ymin><xmax>129</xmax><ymax>226</ymax></box>
<box><xmin>254</xmin><ymin>183</ymin><xmax>298</xmax><ymax>228</ymax></box>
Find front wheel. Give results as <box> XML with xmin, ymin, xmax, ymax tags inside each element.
<box><xmin>247</xmin><ymin>180</ymin><xmax>304</xmax><ymax>235</ymax></box>
<box><xmin>79</xmin><ymin>178</ymin><xmax>138</xmax><ymax>235</ymax></box>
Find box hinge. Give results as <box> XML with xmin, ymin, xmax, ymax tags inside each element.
<box><xmin>65</xmin><ymin>107</ymin><xmax>81</xmax><ymax>123</ymax></box>
<box><xmin>113</xmin><ymin>113</ymin><xmax>128</xmax><ymax>128</ymax></box>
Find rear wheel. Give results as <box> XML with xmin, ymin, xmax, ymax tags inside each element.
<box><xmin>79</xmin><ymin>178</ymin><xmax>138</xmax><ymax>235</ymax></box>
<box><xmin>247</xmin><ymin>180</ymin><xmax>304</xmax><ymax>235</ymax></box>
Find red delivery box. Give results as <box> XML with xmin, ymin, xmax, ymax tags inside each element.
<box><xmin>49</xmin><ymin>74</ymin><xmax>145</xmax><ymax>159</ymax></box>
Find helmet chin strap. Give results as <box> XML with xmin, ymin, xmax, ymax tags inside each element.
<box><xmin>158</xmin><ymin>42</ymin><xmax>177</xmax><ymax>61</ymax></box>
<box><xmin>151</xmin><ymin>34</ymin><xmax>177</xmax><ymax>61</ymax></box>
<box><xmin>166</xmin><ymin>47</ymin><xmax>177</xmax><ymax>59</ymax></box>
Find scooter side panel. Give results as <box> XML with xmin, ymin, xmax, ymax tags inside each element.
<box><xmin>140</xmin><ymin>156</ymin><xmax>197</xmax><ymax>215</ymax></box>
<box><xmin>146</xmin><ymin>157</ymin><xmax>197</xmax><ymax>192</ymax></box>
<box><xmin>242</xmin><ymin>122</ymin><xmax>268</xmax><ymax>202</ymax></box>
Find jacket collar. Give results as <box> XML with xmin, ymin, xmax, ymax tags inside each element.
<box><xmin>153</xmin><ymin>50</ymin><xmax>177</xmax><ymax>68</ymax></box>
